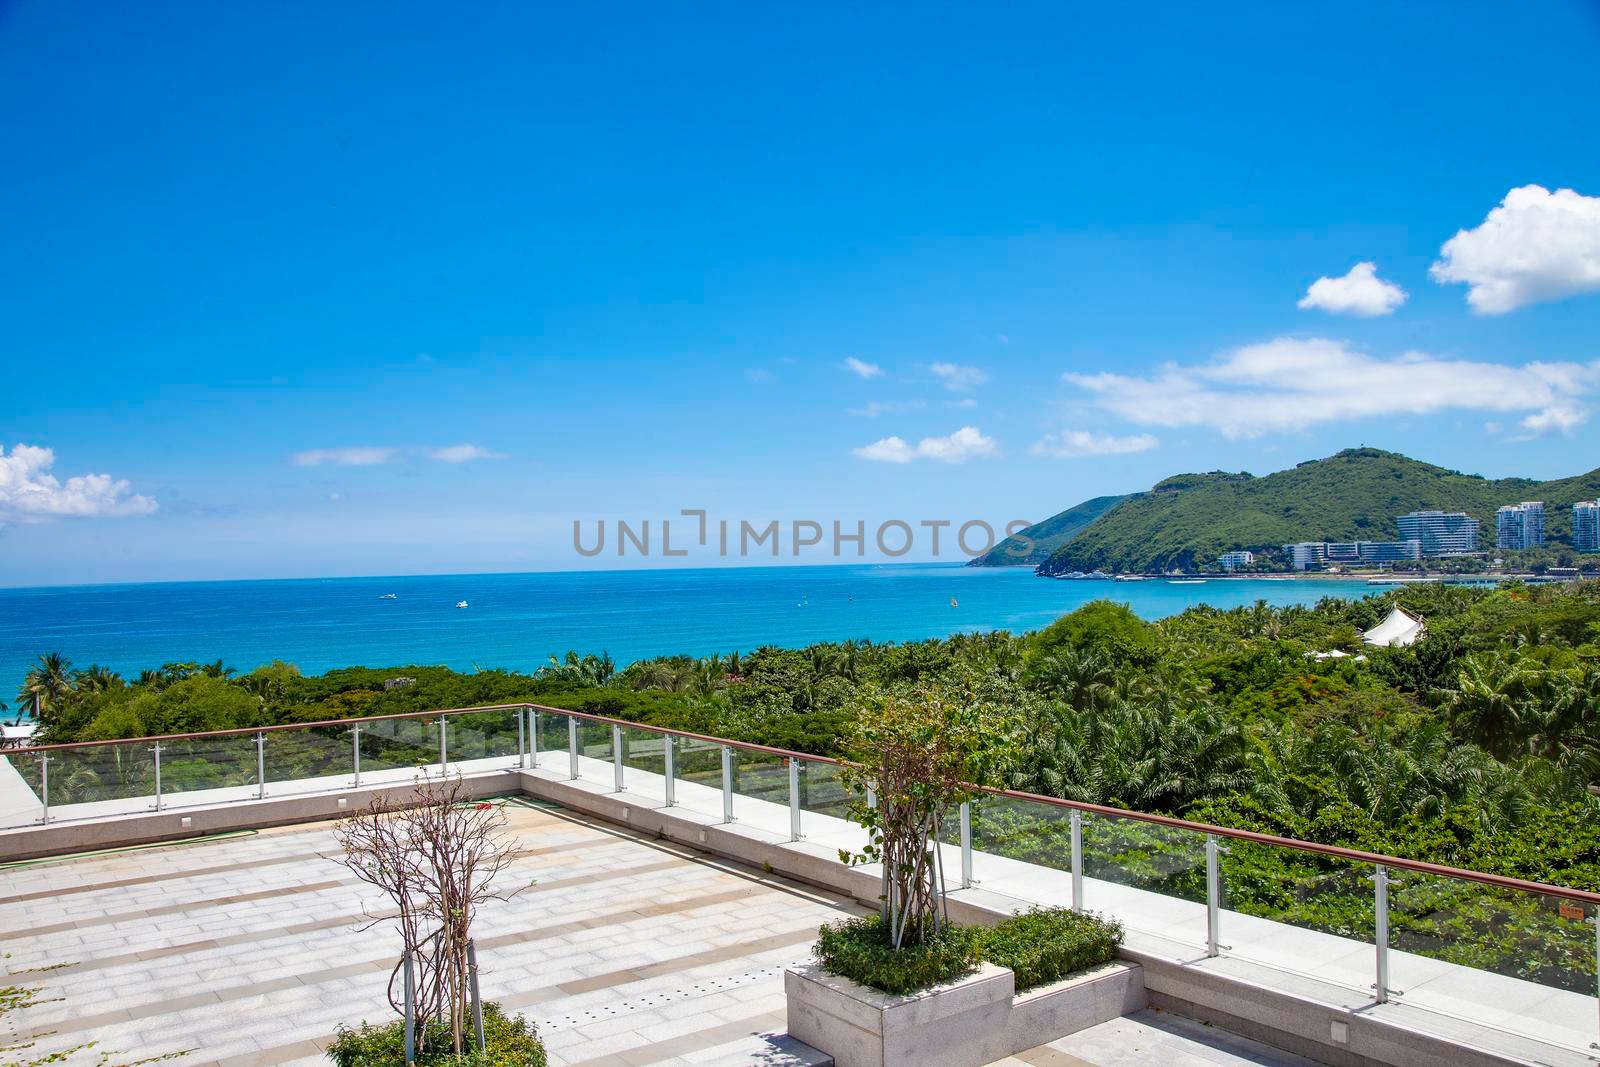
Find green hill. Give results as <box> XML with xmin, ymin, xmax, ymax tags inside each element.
<box><xmin>1036</xmin><ymin>448</ymin><xmax>1600</xmax><ymax>575</ymax></box>
<box><xmin>968</xmin><ymin>493</ymin><xmax>1132</xmax><ymax>566</ymax></box>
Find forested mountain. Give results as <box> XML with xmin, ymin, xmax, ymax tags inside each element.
<box><xmin>1036</xmin><ymin>448</ymin><xmax>1600</xmax><ymax>575</ymax></box>
<box><xmin>968</xmin><ymin>493</ymin><xmax>1131</xmax><ymax>566</ymax></box>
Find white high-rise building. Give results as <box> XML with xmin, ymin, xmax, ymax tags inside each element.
<box><xmin>1496</xmin><ymin>502</ymin><xmax>1545</xmax><ymax>551</ymax></box>
<box><xmin>1283</xmin><ymin>542</ymin><xmax>1326</xmax><ymax>571</ymax></box>
<box><xmin>1397</xmin><ymin>510</ymin><xmax>1481</xmax><ymax>556</ymax></box>
<box><xmin>1575</xmin><ymin>501</ymin><xmax>1600</xmax><ymax>554</ymax></box>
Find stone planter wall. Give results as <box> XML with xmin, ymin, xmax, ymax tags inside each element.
<box><xmin>784</xmin><ymin>960</ymin><xmax>1145</xmax><ymax>1067</ymax></box>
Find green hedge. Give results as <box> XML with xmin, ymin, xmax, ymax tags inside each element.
<box><xmin>326</xmin><ymin>1003</ymin><xmax>546</xmax><ymax>1066</ymax></box>
<box><xmin>814</xmin><ymin>915</ymin><xmax>983</xmax><ymax>996</ymax></box>
<box><xmin>982</xmin><ymin>907</ymin><xmax>1122</xmax><ymax>992</ymax></box>
<box><xmin>814</xmin><ymin>908</ymin><xmax>1124</xmax><ymax>996</ymax></box>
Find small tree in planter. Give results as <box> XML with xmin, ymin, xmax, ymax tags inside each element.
<box><xmin>335</xmin><ymin>775</ymin><xmax>534</xmax><ymax>1060</ymax></box>
<box><xmin>834</xmin><ymin>681</ymin><xmax>1010</xmax><ymax>953</ymax></box>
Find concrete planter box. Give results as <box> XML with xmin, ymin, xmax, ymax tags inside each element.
<box><xmin>785</xmin><ymin>959</ymin><xmax>1145</xmax><ymax>1067</ymax></box>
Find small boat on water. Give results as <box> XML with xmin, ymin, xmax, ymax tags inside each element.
<box><xmin>1114</xmin><ymin>574</ymin><xmax>1148</xmax><ymax>582</ymax></box>
<box><xmin>455</xmin><ymin>600</ymin><xmax>469</xmax><ymax>609</ymax></box>
<box><xmin>378</xmin><ymin>593</ymin><xmax>398</xmax><ymax>600</ymax></box>
<box><xmin>1169</xmin><ymin>578</ymin><xmax>1206</xmax><ymax>585</ymax></box>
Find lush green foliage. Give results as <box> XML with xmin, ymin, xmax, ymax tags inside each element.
<box><xmin>1036</xmin><ymin>447</ymin><xmax>1600</xmax><ymax>574</ymax></box>
<box><xmin>813</xmin><ymin>914</ymin><xmax>983</xmax><ymax>995</ymax></box>
<box><xmin>981</xmin><ymin>908</ymin><xmax>1123</xmax><ymax>992</ymax></box>
<box><xmin>326</xmin><ymin>1003</ymin><xmax>546</xmax><ymax>1066</ymax></box>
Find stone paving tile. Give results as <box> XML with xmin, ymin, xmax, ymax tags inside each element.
<box><xmin>4</xmin><ymin>802</ymin><xmax>861</xmax><ymax>1066</ymax></box>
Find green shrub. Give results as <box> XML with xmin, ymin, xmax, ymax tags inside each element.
<box><xmin>814</xmin><ymin>914</ymin><xmax>983</xmax><ymax>996</ymax></box>
<box><xmin>326</xmin><ymin>1002</ymin><xmax>546</xmax><ymax>1066</ymax></box>
<box><xmin>980</xmin><ymin>907</ymin><xmax>1122</xmax><ymax>992</ymax></box>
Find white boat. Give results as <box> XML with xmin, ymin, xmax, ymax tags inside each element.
<box><xmin>455</xmin><ymin>600</ymin><xmax>469</xmax><ymax>609</ymax></box>
<box><xmin>378</xmin><ymin>593</ymin><xmax>398</xmax><ymax>600</ymax></box>
<box><xmin>1168</xmin><ymin>579</ymin><xmax>1206</xmax><ymax>585</ymax></box>
<box><xmin>1114</xmin><ymin>574</ymin><xmax>1148</xmax><ymax>582</ymax></box>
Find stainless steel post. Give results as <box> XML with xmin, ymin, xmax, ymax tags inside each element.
<box><xmin>153</xmin><ymin>743</ymin><xmax>164</xmax><ymax>812</ymax></box>
<box><xmin>38</xmin><ymin>754</ymin><xmax>49</xmax><ymax>824</ymax></box>
<box><xmin>1069</xmin><ymin>809</ymin><xmax>1084</xmax><ymax>911</ymax></box>
<box><xmin>663</xmin><ymin>735</ymin><xmax>676</xmax><ymax>807</ymax></box>
<box><xmin>517</xmin><ymin>708</ymin><xmax>526</xmax><ymax>769</ymax></box>
<box><xmin>721</xmin><ymin>745</ymin><xmax>734</xmax><ymax>823</ymax></box>
<box><xmin>352</xmin><ymin>725</ymin><xmax>362</xmax><ymax>787</ymax></box>
<box><xmin>568</xmin><ymin>716</ymin><xmax>579</xmax><ymax>779</ymax></box>
<box><xmin>1205</xmin><ymin>834</ymin><xmax>1221</xmax><ymax>957</ymax></box>
<box><xmin>866</xmin><ymin>785</ymin><xmax>876</xmax><ymax>809</ymax></box>
<box><xmin>789</xmin><ymin>758</ymin><xmax>802</xmax><ymax>841</ymax></box>
<box><xmin>960</xmin><ymin>801</ymin><xmax>973</xmax><ymax>889</ymax></box>
<box><xmin>403</xmin><ymin>951</ymin><xmax>416</xmax><ymax>1066</ymax></box>
<box><xmin>438</xmin><ymin>715</ymin><xmax>448</xmax><ymax>771</ymax></box>
<box><xmin>1374</xmin><ymin>863</ymin><xmax>1391</xmax><ymax>1003</ymax></box>
<box><xmin>530</xmin><ymin>708</ymin><xmax>540</xmax><ymax>768</ymax></box>
<box><xmin>467</xmin><ymin>939</ymin><xmax>486</xmax><ymax>1053</ymax></box>
<box><xmin>255</xmin><ymin>732</ymin><xmax>267</xmax><ymax>799</ymax></box>
<box><xmin>613</xmin><ymin>725</ymin><xmax>625</xmax><ymax>792</ymax></box>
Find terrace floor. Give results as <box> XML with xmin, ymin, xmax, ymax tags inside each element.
<box><xmin>3</xmin><ymin>796</ymin><xmax>1326</xmax><ymax>1067</ymax></box>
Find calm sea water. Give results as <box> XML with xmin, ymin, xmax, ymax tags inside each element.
<box><xmin>0</xmin><ymin>565</ymin><xmax>1359</xmax><ymax>701</ymax></box>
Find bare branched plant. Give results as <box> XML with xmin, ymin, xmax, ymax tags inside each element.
<box><xmin>335</xmin><ymin>774</ymin><xmax>528</xmax><ymax>1055</ymax></box>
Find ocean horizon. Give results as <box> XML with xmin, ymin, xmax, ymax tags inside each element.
<box><xmin>0</xmin><ymin>563</ymin><xmax>1366</xmax><ymax>703</ymax></box>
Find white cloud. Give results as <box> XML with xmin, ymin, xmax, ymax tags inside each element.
<box><xmin>429</xmin><ymin>444</ymin><xmax>506</xmax><ymax>463</ymax></box>
<box><xmin>291</xmin><ymin>447</ymin><xmax>397</xmax><ymax>467</ymax></box>
<box><xmin>0</xmin><ymin>444</ymin><xmax>157</xmax><ymax>520</ymax></box>
<box><xmin>930</xmin><ymin>362</ymin><xmax>988</xmax><ymax>392</ymax></box>
<box><xmin>1431</xmin><ymin>185</ymin><xmax>1600</xmax><ymax>314</ymax></box>
<box><xmin>853</xmin><ymin>425</ymin><xmax>998</xmax><ymax>464</ymax></box>
<box><xmin>947</xmin><ymin>397</ymin><xmax>977</xmax><ymax>409</ymax></box>
<box><xmin>848</xmin><ymin>400</ymin><xmax>925</xmax><ymax>418</ymax></box>
<box><xmin>1297</xmin><ymin>262</ymin><xmax>1407</xmax><ymax>317</ymax></box>
<box><xmin>1066</xmin><ymin>337</ymin><xmax>1599</xmax><ymax>439</ymax></box>
<box><xmin>1031</xmin><ymin>430</ymin><xmax>1160</xmax><ymax>458</ymax></box>
<box><xmin>843</xmin><ymin>357</ymin><xmax>884</xmax><ymax>379</ymax></box>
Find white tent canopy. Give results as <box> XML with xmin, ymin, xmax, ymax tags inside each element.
<box><xmin>1363</xmin><ymin>606</ymin><xmax>1425</xmax><ymax>647</ymax></box>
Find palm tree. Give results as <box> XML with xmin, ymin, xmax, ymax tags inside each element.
<box><xmin>17</xmin><ymin>651</ymin><xmax>74</xmax><ymax>722</ymax></box>
<box><xmin>74</xmin><ymin>664</ymin><xmax>124</xmax><ymax>693</ymax></box>
<box><xmin>200</xmin><ymin>659</ymin><xmax>236</xmax><ymax>679</ymax></box>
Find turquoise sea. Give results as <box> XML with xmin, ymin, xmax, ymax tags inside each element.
<box><xmin>0</xmin><ymin>565</ymin><xmax>1361</xmax><ymax>702</ymax></box>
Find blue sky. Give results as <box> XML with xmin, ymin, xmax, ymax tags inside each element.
<box><xmin>4</xmin><ymin>2</ymin><xmax>1600</xmax><ymax>585</ymax></box>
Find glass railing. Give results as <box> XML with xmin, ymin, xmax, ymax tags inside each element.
<box><xmin>4</xmin><ymin>701</ymin><xmax>1598</xmax><ymax>1057</ymax></box>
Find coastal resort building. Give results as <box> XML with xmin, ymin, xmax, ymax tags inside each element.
<box><xmin>1574</xmin><ymin>500</ymin><xmax>1600</xmax><ymax>553</ymax></box>
<box><xmin>1283</xmin><ymin>542</ymin><xmax>1326</xmax><ymax>571</ymax></box>
<box><xmin>1217</xmin><ymin>549</ymin><xmax>1254</xmax><ymax>571</ymax></box>
<box><xmin>1362</xmin><ymin>605</ymin><xmax>1426</xmax><ymax>647</ymax></box>
<box><xmin>1496</xmin><ymin>501</ymin><xmax>1546</xmax><ymax>551</ymax></box>
<box><xmin>1397</xmin><ymin>509</ymin><xmax>1481</xmax><ymax>556</ymax></box>
<box><xmin>1283</xmin><ymin>540</ymin><xmax>1420</xmax><ymax>570</ymax></box>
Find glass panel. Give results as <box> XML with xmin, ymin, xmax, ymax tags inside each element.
<box><xmin>359</xmin><ymin>716</ymin><xmax>441</xmax><ymax>783</ymax></box>
<box><xmin>1079</xmin><ymin>810</ymin><xmax>1208</xmax><ymax>948</ymax></box>
<box><xmin>532</xmin><ymin>710</ymin><xmax>570</xmax><ymax>766</ymax></box>
<box><xmin>1219</xmin><ymin>840</ymin><xmax>1376</xmax><ymax>993</ymax></box>
<box><xmin>967</xmin><ymin>794</ymin><xmax>1077</xmax><ymax>901</ymax></box>
<box><xmin>159</xmin><ymin>734</ymin><xmax>258</xmax><ymax>800</ymax></box>
<box><xmin>2</xmin><ymin>754</ymin><xmax>46</xmax><ymax>826</ymax></box>
<box><xmin>794</xmin><ymin>760</ymin><xmax>861</xmax><ymax>851</ymax></box>
<box><xmin>449</xmin><ymin>710</ymin><xmax>519</xmax><ymax>765</ymax></box>
<box><xmin>267</xmin><ymin>725</ymin><xmax>351</xmax><ymax>794</ymax></box>
<box><xmin>729</xmin><ymin>748</ymin><xmax>788</xmax><ymax>832</ymax></box>
<box><xmin>24</xmin><ymin>743</ymin><xmax>158</xmax><ymax>816</ymax></box>
<box><xmin>575</xmin><ymin>718</ymin><xmax>613</xmax><ymax>782</ymax></box>
<box><xmin>673</xmin><ymin>736</ymin><xmax>725</xmax><ymax>817</ymax></box>
<box><xmin>618</xmin><ymin>726</ymin><xmax>667</xmax><ymax>803</ymax></box>
<box><xmin>1387</xmin><ymin>871</ymin><xmax>1596</xmax><ymax>1049</ymax></box>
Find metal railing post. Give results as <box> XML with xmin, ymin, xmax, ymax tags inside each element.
<box><xmin>789</xmin><ymin>758</ymin><xmax>802</xmax><ymax>841</ymax></box>
<box><xmin>721</xmin><ymin>745</ymin><xmax>735</xmax><ymax>823</ymax></box>
<box><xmin>1205</xmin><ymin>834</ymin><xmax>1222</xmax><ymax>957</ymax></box>
<box><xmin>568</xmin><ymin>716</ymin><xmax>580</xmax><ymax>779</ymax></box>
<box><xmin>402</xmin><ymin>950</ymin><xmax>416</xmax><ymax>1066</ymax></box>
<box><xmin>438</xmin><ymin>715</ymin><xmax>448</xmax><ymax>771</ymax></box>
<box><xmin>37</xmin><ymin>754</ymin><xmax>49</xmax><ymax>824</ymax></box>
<box><xmin>352</xmin><ymin>725</ymin><xmax>362</xmax><ymax>787</ymax></box>
<box><xmin>663</xmin><ymin>735</ymin><xmax>676</xmax><ymax>807</ymax></box>
<box><xmin>153</xmin><ymin>743</ymin><xmax>164</xmax><ymax>812</ymax></box>
<box><xmin>517</xmin><ymin>708</ymin><xmax>527</xmax><ymax>769</ymax></box>
<box><xmin>467</xmin><ymin>939</ymin><xmax>486</xmax><ymax>1053</ymax></box>
<box><xmin>960</xmin><ymin>801</ymin><xmax>973</xmax><ymax>889</ymax></box>
<box><xmin>255</xmin><ymin>732</ymin><xmax>267</xmax><ymax>799</ymax></box>
<box><xmin>530</xmin><ymin>708</ymin><xmax>540</xmax><ymax>768</ymax></box>
<box><xmin>1069</xmin><ymin>809</ymin><xmax>1084</xmax><ymax>911</ymax></box>
<box><xmin>866</xmin><ymin>785</ymin><xmax>876</xmax><ymax>809</ymax></box>
<box><xmin>613</xmin><ymin>725</ymin><xmax>625</xmax><ymax>792</ymax></box>
<box><xmin>1374</xmin><ymin>863</ymin><xmax>1391</xmax><ymax>1003</ymax></box>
